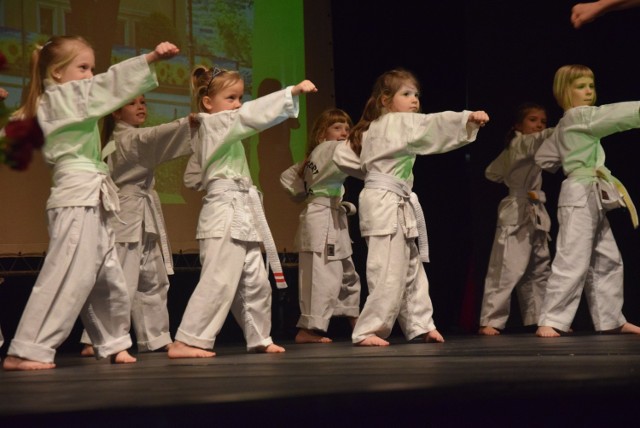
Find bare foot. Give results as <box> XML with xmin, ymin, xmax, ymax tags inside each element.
<box><xmin>80</xmin><ymin>344</ymin><xmax>95</xmax><ymax>357</ymax></box>
<box><xmin>478</xmin><ymin>326</ymin><xmax>501</xmax><ymax>336</ymax></box>
<box><xmin>3</xmin><ymin>355</ymin><xmax>56</xmax><ymax>371</ymax></box>
<box><xmin>425</xmin><ymin>329</ymin><xmax>445</xmax><ymax>343</ymax></box>
<box><xmin>295</xmin><ymin>329</ymin><xmax>332</xmax><ymax>344</ymax></box>
<box><xmin>536</xmin><ymin>326</ymin><xmax>561</xmax><ymax>337</ymax></box>
<box><xmin>603</xmin><ymin>322</ymin><xmax>640</xmax><ymax>334</ymax></box>
<box><xmin>110</xmin><ymin>350</ymin><xmax>137</xmax><ymax>364</ymax></box>
<box><xmin>256</xmin><ymin>343</ymin><xmax>286</xmax><ymax>353</ymax></box>
<box><xmin>356</xmin><ymin>336</ymin><xmax>389</xmax><ymax>346</ymax></box>
<box><xmin>167</xmin><ymin>341</ymin><xmax>215</xmax><ymax>359</ymax></box>
<box><xmin>620</xmin><ymin>322</ymin><xmax>640</xmax><ymax>334</ymax></box>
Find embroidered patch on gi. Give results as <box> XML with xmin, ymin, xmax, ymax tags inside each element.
<box><xmin>327</xmin><ymin>244</ymin><xmax>335</xmax><ymax>257</ymax></box>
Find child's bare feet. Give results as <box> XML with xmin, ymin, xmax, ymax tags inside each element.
<box><xmin>478</xmin><ymin>326</ymin><xmax>501</xmax><ymax>336</ymax></box>
<box><xmin>167</xmin><ymin>341</ymin><xmax>215</xmax><ymax>358</ymax></box>
<box><xmin>80</xmin><ymin>344</ymin><xmax>95</xmax><ymax>357</ymax></box>
<box><xmin>295</xmin><ymin>329</ymin><xmax>332</xmax><ymax>344</ymax></box>
<box><xmin>356</xmin><ymin>336</ymin><xmax>389</xmax><ymax>346</ymax></box>
<box><xmin>256</xmin><ymin>343</ymin><xmax>286</xmax><ymax>353</ymax></box>
<box><xmin>620</xmin><ymin>322</ymin><xmax>640</xmax><ymax>334</ymax></box>
<box><xmin>3</xmin><ymin>355</ymin><xmax>56</xmax><ymax>371</ymax></box>
<box><xmin>536</xmin><ymin>326</ymin><xmax>561</xmax><ymax>337</ymax></box>
<box><xmin>110</xmin><ymin>350</ymin><xmax>137</xmax><ymax>364</ymax></box>
<box><xmin>425</xmin><ymin>329</ymin><xmax>445</xmax><ymax>343</ymax></box>
<box><xmin>603</xmin><ymin>322</ymin><xmax>640</xmax><ymax>334</ymax></box>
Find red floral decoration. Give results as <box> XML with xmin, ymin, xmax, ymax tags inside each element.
<box><xmin>0</xmin><ymin>51</ymin><xmax>46</xmax><ymax>171</ymax></box>
<box><xmin>2</xmin><ymin>118</ymin><xmax>46</xmax><ymax>170</ymax></box>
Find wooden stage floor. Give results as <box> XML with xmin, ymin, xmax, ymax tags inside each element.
<box><xmin>2</xmin><ymin>333</ymin><xmax>640</xmax><ymax>427</ymax></box>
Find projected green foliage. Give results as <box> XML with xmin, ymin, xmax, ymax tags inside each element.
<box><xmin>215</xmin><ymin>0</ymin><xmax>253</xmax><ymax>66</ymax></box>
<box><xmin>136</xmin><ymin>12</ymin><xmax>181</xmax><ymax>50</ymax></box>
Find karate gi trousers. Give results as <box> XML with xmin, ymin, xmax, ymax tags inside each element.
<box><xmin>174</xmin><ymin>234</ymin><xmax>274</xmax><ymax>352</ymax></box>
<box><xmin>297</xmin><ymin>251</ymin><xmax>360</xmax><ymax>332</ymax></box>
<box><xmin>352</xmin><ymin>213</ymin><xmax>436</xmax><ymax>343</ymax></box>
<box><xmin>9</xmin><ymin>206</ymin><xmax>131</xmax><ymax>362</ymax></box>
<box><xmin>81</xmin><ymin>237</ymin><xmax>171</xmax><ymax>351</ymax></box>
<box><xmin>480</xmin><ymin>222</ymin><xmax>550</xmax><ymax>329</ymax></box>
<box><xmin>539</xmin><ymin>187</ymin><xmax>626</xmax><ymax>331</ymax></box>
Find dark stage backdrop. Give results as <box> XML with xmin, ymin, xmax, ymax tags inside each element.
<box><xmin>331</xmin><ymin>0</ymin><xmax>640</xmax><ymax>331</ymax></box>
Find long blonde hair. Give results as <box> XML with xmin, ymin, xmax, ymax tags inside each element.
<box><xmin>553</xmin><ymin>64</ymin><xmax>596</xmax><ymax>111</ymax></box>
<box><xmin>13</xmin><ymin>35</ymin><xmax>92</xmax><ymax>119</ymax></box>
<box><xmin>348</xmin><ymin>69</ymin><xmax>420</xmax><ymax>155</ymax></box>
<box><xmin>190</xmin><ymin>65</ymin><xmax>242</xmax><ymax>113</ymax></box>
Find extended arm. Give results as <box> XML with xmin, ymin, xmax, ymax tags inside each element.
<box><xmin>333</xmin><ymin>141</ymin><xmax>365</xmax><ymax>180</ymax></box>
<box><xmin>571</xmin><ymin>0</ymin><xmax>640</xmax><ymax>28</ymax></box>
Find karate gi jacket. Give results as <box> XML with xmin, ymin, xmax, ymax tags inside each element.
<box><xmin>38</xmin><ymin>55</ymin><xmax>157</xmax><ymax>210</ymax></box>
<box><xmin>486</xmin><ymin>129</ymin><xmax>554</xmax><ymax>231</ymax></box>
<box><xmin>192</xmin><ymin>87</ymin><xmax>299</xmax><ymax>242</ymax></box>
<box><xmin>280</xmin><ymin>140</ymin><xmax>353</xmax><ymax>258</ymax></box>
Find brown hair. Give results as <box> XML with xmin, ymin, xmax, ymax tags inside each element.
<box><xmin>101</xmin><ymin>114</ymin><xmax>117</xmax><ymax>148</ymax></box>
<box><xmin>504</xmin><ymin>102</ymin><xmax>547</xmax><ymax>148</ymax></box>
<box><xmin>101</xmin><ymin>95</ymin><xmax>146</xmax><ymax>147</ymax></box>
<box><xmin>348</xmin><ymin>69</ymin><xmax>420</xmax><ymax>155</ymax></box>
<box><xmin>13</xmin><ymin>35</ymin><xmax>92</xmax><ymax>119</ymax></box>
<box><xmin>307</xmin><ymin>108</ymin><xmax>352</xmax><ymax>156</ymax></box>
<box><xmin>298</xmin><ymin>108</ymin><xmax>352</xmax><ymax>177</ymax></box>
<box><xmin>190</xmin><ymin>65</ymin><xmax>242</xmax><ymax>113</ymax></box>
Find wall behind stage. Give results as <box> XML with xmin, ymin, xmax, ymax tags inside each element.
<box><xmin>0</xmin><ymin>0</ymin><xmax>335</xmax><ymax>255</ymax></box>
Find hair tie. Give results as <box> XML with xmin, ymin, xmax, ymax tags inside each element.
<box><xmin>205</xmin><ymin>66</ymin><xmax>223</xmax><ymax>94</ymax></box>
<box><xmin>37</xmin><ymin>40</ymin><xmax>52</xmax><ymax>52</ymax></box>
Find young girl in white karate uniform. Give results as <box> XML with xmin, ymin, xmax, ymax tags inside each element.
<box><xmin>535</xmin><ymin>64</ymin><xmax>640</xmax><ymax>337</ymax></box>
<box><xmin>3</xmin><ymin>36</ymin><xmax>179</xmax><ymax>371</ymax></box>
<box><xmin>168</xmin><ymin>66</ymin><xmax>317</xmax><ymax>358</ymax></box>
<box><xmin>280</xmin><ymin>108</ymin><xmax>361</xmax><ymax>344</ymax></box>
<box><xmin>479</xmin><ymin>103</ymin><xmax>553</xmax><ymax>335</ymax></box>
<box><xmin>333</xmin><ymin>69</ymin><xmax>489</xmax><ymax>346</ymax></box>
<box><xmin>80</xmin><ymin>95</ymin><xmax>195</xmax><ymax>355</ymax></box>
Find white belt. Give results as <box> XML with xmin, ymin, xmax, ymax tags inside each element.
<box><xmin>569</xmin><ymin>167</ymin><xmax>638</xmax><ymax>228</ymax></box>
<box><xmin>365</xmin><ymin>171</ymin><xmax>429</xmax><ymax>263</ymax></box>
<box><xmin>100</xmin><ymin>175</ymin><xmax>121</xmax><ymax>213</ymax></box>
<box><xmin>307</xmin><ymin>196</ymin><xmax>342</xmax><ymax>247</ymax></box>
<box><xmin>207</xmin><ymin>178</ymin><xmax>287</xmax><ymax>288</ymax></box>
<box><xmin>508</xmin><ymin>188</ymin><xmax>546</xmax><ymax>203</ymax></box>
<box><xmin>307</xmin><ymin>195</ymin><xmax>341</xmax><ymax>209</ymax></box>
<box><xmin>54</xmin><ymin>157</ymin><xmax>120</xmax><ymax>213</ymax></box>
<box><xmin>508</xmin><ymin>188</ymin><xmax>549</xmax><ymax>232</ymax></box>
<box><xmin>119</xmin><ymin>184</ymin><xmax>174</xmax><ymax>275</ymax></box>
